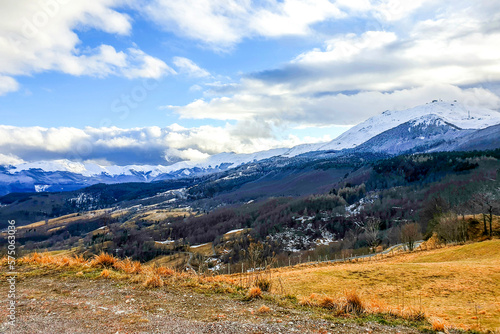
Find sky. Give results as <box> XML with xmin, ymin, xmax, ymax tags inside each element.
<box><xmin>0</xmin><ymin>0</ymin><xmax>499</xmax><ymax>166</ymax></box>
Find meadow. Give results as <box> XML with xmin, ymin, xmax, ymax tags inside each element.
<box><xmin>268</xmin><ymin>240</ymin><xmax>500</xmax><ymax>331</ymax></box>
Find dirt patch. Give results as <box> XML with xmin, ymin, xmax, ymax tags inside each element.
<box><xmin>0</xmin><ymin>268</ymin><xmax>424</xmax><ymax>334</ymax></box>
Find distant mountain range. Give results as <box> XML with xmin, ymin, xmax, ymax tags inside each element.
<box><xmin>1</xmin><ymin>101</ymin><xmax>499</xmax><ymax>195</ymax></box>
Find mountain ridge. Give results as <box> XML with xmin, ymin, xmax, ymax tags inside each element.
<box><xmin>1</xmin><ymin>101</ymin><xmax>499</xmax><ymax>195</ymax></box>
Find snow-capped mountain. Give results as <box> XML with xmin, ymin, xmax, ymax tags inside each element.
<box><xmin>318</xmin><ymin>101</ymin><xmax>500</xmax><ymax>151</ymax></box>
<box><xmin>352</xmin><ymin>114</ymin><xmax>474</xmax><ymax>155</ymax></box>
<box><xmin>7</xmin><ymin>148</ymin><xmax>290</xmax><ymax>179</ymax></box>
<box><xmin>1</xmin><ymin>101</ymin><xmax>499</xmax><ymax>196</ymax></box>
<box><xmin>0</xmin><ymin>148</ymin><xmax>290</xmax><ymax>195</ymax></box>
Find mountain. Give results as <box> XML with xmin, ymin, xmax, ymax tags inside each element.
<box><xmin>0</xmin><ymin>148</ymin><xmax>289</xmax><ymax>195</ymax></box>
<box><xmin>317</xmin><ymin>101</ymin><xmax>500</xmax><ymax>151</ymax></box>
<box><xmin>352</xmin><ymin>114</ymin><xmax>474</xmax><ymax>155</ymax></box>
<box><xmin>430</xmin><ymin>123</ymin><xmax>500</xmax><ymax>152</ymax></box>
<box><xmin>1</xmin><ymin>101</ymin><xmax>499</xmax><ymax>196</ymax></box>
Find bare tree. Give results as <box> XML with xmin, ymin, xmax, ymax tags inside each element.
<box><xmin>473</xmin><ymin>188</ymin><xmax>499</xmax><ymax>237</ymax></box>
<box><xmin>401</xmin><ymin>223</ymin><xmax>421</xmax><ymax>251</ymax></box>
<box><xmin>247</xmin><ymin>242</ymin><xmax>264</xmax><ymax>269</ymax></box>
<box><xmin>364</xmin><ymin>217</ymin><xmax>380</xmax><ymax>249</ymax></box>
<box><xmin>435</xmin><ymin>212</ymin><xmax>468</xmax><ymax>244</ymax></box>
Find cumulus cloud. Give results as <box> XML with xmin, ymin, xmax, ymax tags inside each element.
<box><xmin>0</xmin><ymin>0</ymin><xmax>172</xmax><ymax>94</ymax></box>
<box><xmin>136</xmin><ymin>0</ymin><xmax>345</xmax><ymax>49</ymax></box>
<box><xmin>0</xmin><ymin>154</ymin><xmax>25</xmax><ymax>166</ymax></box>
<box><xmin>0</xmin><ymin>124</ymin><xmax>321</xmax><ymax>166</ymax></box>
<box><xmin>0</xmin><ymin>76</ymin><xmax>19</xmax><ymax>96</ymax></box>
<box><xmin>173</xmin><ymin>57</ymin><xmax>210</xmax><ymax>78</ymax></box>
<box><xmin>167</xmin><ymin>1</ymin><xmax>500</xmax><ymax>128</ymax></box>
<box><xmin>169</xmin><ymin>83</ymin><xmax>500</xmax><ymax>127</ymax></box>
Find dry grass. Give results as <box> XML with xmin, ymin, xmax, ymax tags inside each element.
<box><xmin>99</xmin><ymin>269</ymin><xmax>111</xmax><ymax>279</ymax></box>
<box><xmin>147</xmin><ymin>253</ymin><xmax>190</xmax><ymax>269</ymax></box>
<box><xmin>271</xmin><ymin>239</ymin><xmax>500</xmax><ymax>331</ymax></box>
<box><xmin>91</xmin><ymin>252</ymin><xmax>118</xmax><ymax>268</ymax></box>
<box><xmin>114</xmin><ymin>258</ymin><xmax>142</xmax><ymax>274</ymax></box>
<box><xmin>143</xmin><ymin>274</ymin><xmax>164</xmax><ymax>288</ymax></box>
<box><xmin>430</xmin><ymin>317</ymin><xmax>446</xmax><ymax>331</ymax></box>
<box><xmin>20</xmin><ymin>252</ymin><xmax>88</xmax><ymax>267</ymax></box>
<box><xmin>138</xmin><ymin>209</ymin><xmax>197</xmax><ymax>222</ymax></box>
<box><xmin>298</xmin><ymin>291</ymin><xmax>365</xmax><ymax>315</ymax></box>
<box><xmin>247</xmin><ymin>287</ymin><xmax>262</xmax><ymax>299</ymax></box>
<box><xmin>255</xmin><ymin>277</ymin><xmax>272</xmax><ymax>292</ymax></box>
<box><xmin>15</xmin><ymin>251</ymin><xmax>238</xmax><ymax>296</ymax></box>
<box><xmin>189</xmin><ymin>242</ymin><xmax>214</xmax><ymax>256</ymax></box>
<box><xmin>17</xmin><ymin>210</ymin><xmax>111</xmax><ymax>231</ymax></box>
<box><xmin>257</xmin><ymin>305</ymin><xmax>271</xmax><ymax>313</ymax></box>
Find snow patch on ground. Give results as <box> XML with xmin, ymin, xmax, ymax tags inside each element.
<box><xmin>34</xmin><ymin>184</ymin><xmax>50</xmax><ymax>192</ymax></box>
<box><xmin>190</xmin><ymin>243</ymin><xmax>210</xmax><ymax>248</ymax></box>
<box><xmin>225</xmin><ymin>228</ymin><xmax>245</xmax><ymax>235</ymax></box>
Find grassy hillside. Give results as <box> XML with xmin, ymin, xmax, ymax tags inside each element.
<box><xmin>269</xmin><ymin>240</ymin><xmax>500</xmax><ymax>331</ymax></box>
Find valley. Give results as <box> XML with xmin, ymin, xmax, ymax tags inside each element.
<box><xmin>1</xmin><ymin>101</ymin><xmax>499</xmax><ymax>333</ymax></box>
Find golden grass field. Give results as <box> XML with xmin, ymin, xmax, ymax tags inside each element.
<box><xmin>18</xmin><ymin>210</ymin><xmax>109</xmax><ymax>230</ymax></box>
<box><xmin>147</xmin><ymin>253</ymin><xmax>191</xmax><ymax>269</ymax></box>
<box><xmin>269</xmin><ymin>240</ymin><xmax>500</xmax><ymax>331</ymax></box>
<box><xmin>136</xmin><ymin>209</ymin><xmax>198</xmax><ymax>222</ymax></box>
<box><xmin>189</xmin><ymin>242</ymin><xmax>214</xmax><ymax>256</ymax></box>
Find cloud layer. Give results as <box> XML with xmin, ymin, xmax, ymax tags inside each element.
<box><xmin>0</xmin><ymin>124</ymin><xmax>322</xmax><ymax>166</ymax></box>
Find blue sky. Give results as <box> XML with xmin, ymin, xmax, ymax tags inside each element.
<box><xmin>0</xmin><ymin>0</ymin><xmax>499</xmax><ymax>166</ymax></box>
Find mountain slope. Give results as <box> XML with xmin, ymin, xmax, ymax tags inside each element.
<box><xmin>430</xmin><ymin>123</ymin><xmax>500</xmax><ymax>152</ymax></box>
<box><xmin>352</xmin><ymin>114</ymin><xmax>474</xmax><ymax>154</ymax></box>
<box><xmin>318</xmin><ymin>101</ymin><xmax>500</xmax><ymax>151</ymax></box>
<box><xmin>1</xmin><ymin>101</ymin><xmax>499</xmax><ymax>196</ymax></box>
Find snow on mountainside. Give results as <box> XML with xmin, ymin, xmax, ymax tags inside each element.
<box><xmin>1</xmin><ymin>100</ymin><xmax>499</xmax><ymax>196</ymax></box>
<box><xmin>353</xmin><ymin>114</ymin><xmax>473</xmax><ymax>155</ymax></box>
<box><xmin>318</xmin><ymin>101</ymin><xmax>500</xmax><ymax>151</ymax></box>
<box><xmin>7</xmin><ymin>148</ymin><xmax>289</xmax><ymax>178</ymax></box>
<box><xmin>6</xmin><ymin>101</ymin><xmax>499</xmax><ymax>178</ymax></box>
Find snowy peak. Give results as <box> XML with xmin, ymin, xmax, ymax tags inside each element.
<box><xmin>319</xmin><ymin>101</ymin><xmax>500</xmax><ymax>151</ymax></box>
<box><xmin>406</xmin><ymin>113</ymin><xmax>461</xmax><ymax>130</ymax></box>
<box><xmin>353</xmin><ymin>114</ymin><xmax>472</xmax><ymax>155</ymax></box>
<box><xmin>7</xmin><ymin>148</ymin><xmax>290</xmax><ymax>179</ymax></box>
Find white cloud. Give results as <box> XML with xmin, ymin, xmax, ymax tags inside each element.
<box><xmin>250</xmin><ymin>0</ymin><xmax>344</xmax><ymax>37</ymax></box>
<box><xmin>173</xmin><ymin>57</ymin><xmax>210</xmax><ymax>78</ymax></box>
<box><xmin>0</xmin><ymin>0</ymin><xmax>172</xmax><ymax>94</ymax></box>
<box><xmin>0</xmin><ymin>76</ymin><xmax>19</xmax><ymax>96</ymax></box>
<box><xmin>137</xmin><ymin>0</ymin><xmax>345</xmax><ymax>49</ymax></box>
<box><xmin>0</xmin><ymin>124</ymin><xmax>325</xmax><ymax>166</ymax></box>
<box><xmin>293</xmin><ymin>31</ymin><xmax>398</xmax><ymax>64</ymax></box>
<box><xmin>170</xmin><ymin>82</ymin><xmax>500</xmax><ymax>127</ymax></box>
<box><xmin>0</xmin><ymin>153</ymin><xmax>25</xmax><ymax>166</ymax></box>
<box><xmin>166</xmin><ymin>1</ymin><xmax>500</xmax><ymax>128</ymax></box>
<box><xmin>122</xmin><ymin>49</ymin><xmax>176</xmax><ymax>79</ymax></box>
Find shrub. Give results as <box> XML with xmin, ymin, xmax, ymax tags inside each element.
<box><xmin>318</xmin><ymin>296</ymin><xmax>336</xmax><ymax>310</ymax></box>
<box><xmin>155</xmin><ymin>266</ymin><xmax>175</xmax><ymax>277</ymax></box>
<box><xmin>298</xmin><ymin>291</ymin><xmax>364</xmax><ymax>314</ymax></box>
<box><xmin>91</xmin><ymin>252</ymin><xmax>117</xmax><ymax>268</ymax></box>
<box><xmin>343</xmin><ymin>290</ymin><xmax>364</xmax><ymax>314</ymax></box>
<box><xmin>255</xmin><ymin>278</ymin><xmax>272</xmax><ymax>292</ymax></box>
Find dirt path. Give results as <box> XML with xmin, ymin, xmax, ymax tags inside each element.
<box><xmin>0</xmin><ymin>271</ymin><xmax>425</xmax><ymax>334</ymax></box>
